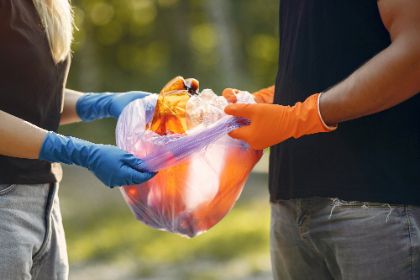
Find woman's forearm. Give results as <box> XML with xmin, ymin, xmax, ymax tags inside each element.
<box><xmin>60</xmin><ymin>89</ymin><xmax>151</xmax><ymax>124</ymax></box>
<box><xmin>0</xmin><ymin>110</ymin><xmax>47</xmax><ymax>159</ymax></box>
<box><xmin>1</xmin><ymin>88</ymin><xmax>85</xmax><ymax>159</ymax></box>
<box><xmin>60</xmin><ymin>88</ymin><xmax>83</xmax><ymax>125</ymax></box>
<box><xmin>0</xmin><ymin>110</ymin><xmax>155</xmax><ymax>187</ymax></box>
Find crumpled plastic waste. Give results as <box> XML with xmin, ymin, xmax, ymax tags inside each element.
<box><xmin>116</xmin><ymin>77</ymin><xmax>263</xmax><ymax>237</ymax></box>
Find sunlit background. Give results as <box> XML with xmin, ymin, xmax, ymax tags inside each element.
<box><xmin>60</xmin><ymin>0</ymin><xmax>279</xmax><ymax>279</ymax></box>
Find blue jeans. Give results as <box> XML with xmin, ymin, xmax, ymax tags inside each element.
<box><xmin>0</xmin><ymin>184</ymin><xmax>68</xmax><ymax>280</ymax></box>
<box><xmin>270</xmin><ymin>197</ymin><xmax>420</xmax><ymax>280</ymax></box>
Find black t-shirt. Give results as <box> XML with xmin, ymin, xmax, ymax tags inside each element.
<box><xmin>270</xmin><ymin>0</ymin><xmax>420</xmax><ymax>205</ymax></box>
<box><xmin>0</xmin><ymin>0</ymin><xmax>70</xmax><ymax>184</ymax></box>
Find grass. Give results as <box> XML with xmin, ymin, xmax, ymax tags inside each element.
<box><xmin>63</xmin><ymin>198</ymin><xmax>270</xmax><ymax>278</ymax></box>
<box><xmin>65</xmin><ymin>199</ymin><xmax>270</xmax><ymax>260</ymax></box>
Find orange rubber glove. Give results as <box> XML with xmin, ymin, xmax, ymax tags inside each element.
<box><xmin>224</xmin><ymin>93</ymin><xmax>336</xmax><ymax>150</ymax></box>
<box><xmin>223</xmin><ymin>85</ymin><xmax>275</xmax><ymax>104</ymax></box>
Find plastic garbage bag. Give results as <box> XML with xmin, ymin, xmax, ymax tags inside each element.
<box><xmin>115</xmin><ymin>77</ymin><xmax>262</xmax><ymax>237</ymax></box>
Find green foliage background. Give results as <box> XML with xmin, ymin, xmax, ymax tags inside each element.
<box><xmin>61</xmin><ymin>0</ymin><xmax>279</xmax><ymax>143</ymax></box>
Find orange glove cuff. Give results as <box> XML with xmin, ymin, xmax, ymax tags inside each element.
<box><xmin>292</xmin><ymin>93</ymin><xmax>336</xmax><ymax>138</ymax></box>
<box><xmin>224</xmin><ymin>93</ymin><xmax>336</xmax><ymax>150</ymax></box>
<box><xmin>253</xmin><ymin>85</ymin><xmax>275</xmax><ymax>104</ymax></box>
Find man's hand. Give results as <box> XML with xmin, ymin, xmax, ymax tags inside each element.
<box><xmin>222</xmin><ymin>85</ymin><xmax>275</xmax><ymax>104</ymax></box>
<box><xmin>224</xmin><ymin>94</ymin><xmax>334</xmax><ymax>150</ymax></box>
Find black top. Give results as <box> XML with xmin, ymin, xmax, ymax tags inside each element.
<box><xmin>270</xmin><ymin>0</ymin><xmax>420</xmax><ymax>205</ymax></box>
<box><xmin>0</xmin><ymin>0</ymin><xmax>69</xmax><ymax>184</ymax></box>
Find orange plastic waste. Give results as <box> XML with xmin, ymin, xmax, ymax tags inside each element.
<box><xmin>149</xmin><ymin>76</ymin><xmax>199</xmax><ymax>135</ymax></box>
<box><xmin>116</xmin><ymin>77</ymin><xmax>262</xmax><ymax>237</ymax></box>
<box><xmin>222</xmin><ymin>85</ymin><xmax>275</xmax><ymax>104</ymax></box>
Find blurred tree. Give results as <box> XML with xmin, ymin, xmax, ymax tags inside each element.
<box><xmin>205</xmin><ymin>0</ymin><xmax>243</xmax><ymax>87</ymax></box>
<box><xmin>62</xmin><ymin>0</ymin><xmax>279</xmax><ymax>143</ymax></box>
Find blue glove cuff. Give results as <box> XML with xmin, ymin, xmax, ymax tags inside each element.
<box><xmin>39</xmin><ymin>132</ymin><xmax>156</xmax><ymax>187</ymax></box>
<box><xmin>76</xmin><ymin>93</ymin><xmax>114</xmax><ymax>122</ymax></box>
<box><xmin>39</xmin><ymin>131</ymin><xmax>91</xmax><ymax>167</ymax></box>
<box><xmin>76</xmin><ymin>91</ymin><xmax>150</xmax><ymax>122</ymax></box>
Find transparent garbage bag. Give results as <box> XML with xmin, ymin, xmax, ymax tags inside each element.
<box><xmin>116</xmin><ymin>85</ymin><xmax>262</xmax><ymax>238</ymax></box>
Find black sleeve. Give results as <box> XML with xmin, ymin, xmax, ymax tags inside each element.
<box><xmin>0</xmin><ymin>0</ymin><xmax>15</xmax><ymax>59</ymax></box>
<box><xmin>0</xmin><ymin>0</ymin><xmax>13</xmax><ymax>96</ymax></box>
<box><xmin>0</xmin><ymin>0</ymin><xmax>12</xmax><ymax>33</ymax></box>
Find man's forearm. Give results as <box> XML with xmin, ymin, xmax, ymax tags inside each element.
<box><xmin>319</xmin><ymin>37</ymin><xmax>420</xmax><ymax>126</ymax></box>
<box><xmin>319</xmin><ymin>0</ymin><xmax>420</xmax><ymax>126</ymax></box>
<box><xmin>60</xmin><ymin>88</ymin><xmax>83</xmax><ymax>125</ymax></box>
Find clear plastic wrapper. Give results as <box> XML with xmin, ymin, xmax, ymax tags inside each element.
<box><xmin>116</xmin><ymin>88</ymin><xmax>262</xmax><ymax>237</ymax></box>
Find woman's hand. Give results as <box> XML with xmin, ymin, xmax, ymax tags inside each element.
<box><xmin>0</xmin><ymin>110</ymin><xmax>155</xmax><ymax>187</ymax></box>
<box><xmin>39</xmin><ymin>132</ymin><xmax>155</xmax><ymax>187</ymax></box>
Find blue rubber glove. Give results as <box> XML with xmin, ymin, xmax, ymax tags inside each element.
<box><xmin>76</xmin><ymin>91</ymin><xmax>150</xmax><ymax>122</ymax></box>
<box><xmin>39</xmin><ymin>132</ymin><xmax>155</xmax><ymax>187</ymax></box>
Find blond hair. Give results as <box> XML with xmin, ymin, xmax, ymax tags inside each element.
<box><xmin>32</xmin><ymin>0</ymin><xmax>73</xmax><ymax>63</ymax></box>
